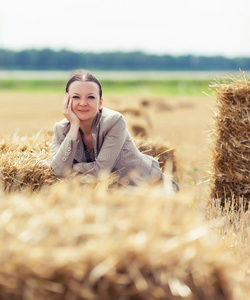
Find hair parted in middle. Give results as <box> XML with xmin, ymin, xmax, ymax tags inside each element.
<box><xmin>65</xmin><ymin>69</ymin><xmax>102</xmax><ymax>100</ymax></box>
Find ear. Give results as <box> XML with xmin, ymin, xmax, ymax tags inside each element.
<box><xmin>99</xmin><ymin>98</ymin><xmax>103</xmax><ymax>110</ymax></box>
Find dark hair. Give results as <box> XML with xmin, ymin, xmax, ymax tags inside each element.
<box><xmin>65</xmin><ymin>70</ymin><xmax>102</xmax><ymax>99</ymax></box>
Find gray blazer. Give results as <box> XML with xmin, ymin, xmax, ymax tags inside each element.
<box><xmin>49</xmin><ymin>107</ymin><xmax>162</xmax><ymax>185</ymax></box>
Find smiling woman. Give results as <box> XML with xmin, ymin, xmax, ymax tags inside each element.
<box><xmin>47</xmin><ymin>69</ymin><xmax>179</xmax><ymax>191</ymax></box>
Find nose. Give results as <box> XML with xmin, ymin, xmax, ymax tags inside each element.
<box><xmin>79</xmin><ymin>98</ymin><xmax>88</xmax><ymax>106</ymax></box>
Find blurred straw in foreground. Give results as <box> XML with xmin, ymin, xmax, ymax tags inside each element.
<box><xmin>0</xmin><ymin>179</ymin><xmax>245</xmax><ymax>299</ymax></box>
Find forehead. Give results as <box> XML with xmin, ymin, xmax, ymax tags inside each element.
<box><xmin>68</xmin><ymin>81</ymin><xmax>99</xmax><ymax>94</ymax></box>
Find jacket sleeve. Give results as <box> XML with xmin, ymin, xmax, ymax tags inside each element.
<box><xmin>49</xmin><ymin>123</ymin><xmax>79</xmax><ymax>177</ymax></box>
<box><xmin>72</xmin><ymin>115</ymin><xmax>127</xmax><ymax>178</ymax></box>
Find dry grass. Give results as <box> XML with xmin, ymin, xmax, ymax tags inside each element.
<box><xmin>0</xmin><ymin>180</ymin><xmax>246</xmax><ymax>299</ymax></box>
<box><xmin>0</xmin><ymin>85</ymin><xmax>250</xmax><ymax>298</ymax></box>
<box><xmin>0</xmin><ymin>130</ymin><xmax>176</xmax><ymax>192</ymax></box>
<box><xmin>0</xmin><ymin>130</ymin><xmax>57</xmax><ymax>192</ymax></box>
<box><xmin>209</xmin><ymin>74</ymin><xmax>250</xmax><ymax>208</ymax></box>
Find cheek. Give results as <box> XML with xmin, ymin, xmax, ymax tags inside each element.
<box><xmin>71</xmin><ymin>100</ymin><xmax>77</xmax><ymax>110</ymax></box>
<box><xmin>89</xmin><ymin>101</ymin><xmax>100</xmax><ymax>109</ymax></box>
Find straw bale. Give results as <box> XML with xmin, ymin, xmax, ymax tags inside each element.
<box><xmin>122</xmin><ymin>113</ymin><xmax>149</xmax><ymax>138</ymax></box>
<box><xmin>117</xmin><ymin>107</ymin><xmax>143</xmax><ymax>117</ymax></box>
<box><xmin>134</xmin><ymin>136</ymin><xmax>178</xmax><ymax>180</ymax></box>
<box><xmin>140</xmin><ymin>98</ymin><xmax>174</xmax><ymax>112</ymax></box>
<box><xmin>0</xmin><ymin>181</ymin><xmax>245</xmax><ymax>299</ymax></box>
<box><xmin>130</xmin><ymin>124</ymin><xmax>148</xmax><ymax>138</ymax></box>
<box><xmin>0</xmin><ymin>130</ymin><xmax>58</xmax><ymax>192</ymax></box>
<box><xmin>209</xmin><ymin>73</ymin><xmax>250</xmax><ymax>208</ymax></box>
<box><xmin>140</xmin><ymin>99</ymin><xmax>151</xmax><ymax>107</ymax></box>
<box><xmin>0</xmin><ymin>130</ymin><xmax>178</xmax><ymax>191</ymax></box>
<box><xmin>116</xmin><ymin>106</ymin><xmax>153</xmax><ymax>138</ymax></box>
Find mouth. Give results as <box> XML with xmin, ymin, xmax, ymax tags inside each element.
<box><xmin>78</xmin><ymin>110</ymin><xmax>89</xmax><ymax>113</ymax></box>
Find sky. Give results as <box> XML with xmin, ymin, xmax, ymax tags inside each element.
<box><xmin>1</xmin><ymin>0</ymin><xmax>250</xmax><ymax>57</ymax></box>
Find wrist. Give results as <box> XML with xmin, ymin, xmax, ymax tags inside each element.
<box><xmin>70</xmin><ymin>121</ymin><xmax>80</xmax><ymax>128</ymax></box>
<box><xmin>68</xmin><ymin>123</ymin><xmax>80</xmax><ymax>141</ymax></box>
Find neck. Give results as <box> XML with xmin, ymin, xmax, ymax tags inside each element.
<box><xmin>80</xmin><ymin>110</ymin><xmax>100</xmax><ymax>135</ymax></box>
<box><xmin>80</xmin><ymin>120</ymin><xmax>92</xmax><ymax>135</ymax></box>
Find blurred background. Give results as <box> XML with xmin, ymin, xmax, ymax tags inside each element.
<box><xmin>1</xmin><ymin>0</ymin><xmax>250</xmax><ymax>75</ymax></box>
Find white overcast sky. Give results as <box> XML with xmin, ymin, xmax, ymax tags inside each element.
<box><xmin>1</xmin><ymin>0</ymin><xmax>250</xmax><ymax>57</ymax></box>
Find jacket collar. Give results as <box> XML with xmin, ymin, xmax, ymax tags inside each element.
<box><xmin>92</xmin><ymin>108</ymin><xmax>102</xmax><ymax>131</ymax></box>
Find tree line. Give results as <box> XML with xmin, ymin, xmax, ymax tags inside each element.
<box><xmin>0</xmin><ymin>48</ymin><xmax>250</xmax><ymax>71</ymax></box>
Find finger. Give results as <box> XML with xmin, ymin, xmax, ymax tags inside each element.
<box><xmin>68</xmin><ymin>98</ymin><xmax>72</xmax><ymax>111</ymax></box>
<box><xmin>67</xmin><ymin>94</ymin><xmax>70</xmax><ymax>107</ymax></box>
<box><xmin>63</xmin><ymin>93</ymin><xmax>70</xmax><ymax>108</ymax></box>
<box><xmin>63</xmin><ymin>94</ymin><xmax>68</xmax><ymax>109</ymax></box>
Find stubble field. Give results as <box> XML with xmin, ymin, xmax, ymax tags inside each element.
<box><xmin>0</xmin><ymin>90</ymin><xmax>214</xmax><ymax>185</ymax></box>
<box><xmin>0</xmin><ymin>82</ymin><xmax>249</xmax><ymax>299</ymax></box>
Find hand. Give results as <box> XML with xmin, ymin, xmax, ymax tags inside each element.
<box><xmin>63</xmin><ymin>93</ymin><xmax>80</xmax><ymax>126</ymax></box>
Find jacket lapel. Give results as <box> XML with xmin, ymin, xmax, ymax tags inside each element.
<box><xmin>74</xmin><ymin>130</ymin><xmax>85</xmax><ymax>163</ymax></box>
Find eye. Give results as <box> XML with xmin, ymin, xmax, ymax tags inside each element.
<box><xmin>88</xmin><ymin>96</ymin><xmax>95</xmax><ymax>99</ymax></box>
<box><xmin>72</xmin><ymin>96</ymin><xmax>80</xmax><ymax>99</ymax></box>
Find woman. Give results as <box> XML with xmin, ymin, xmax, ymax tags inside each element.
<box><xmin>49</xmin><ymin>70</ymin><xmax>179</xmax><ymax>190</ymax></box>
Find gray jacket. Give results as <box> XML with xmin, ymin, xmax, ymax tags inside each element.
<box><xmin>49</xmin><ymin>107</ymin><xmax>162</xmax><ymax>185</ymax></box>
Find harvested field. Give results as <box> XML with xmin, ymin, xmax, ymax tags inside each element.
<box><xmin>0</xmin><ymin>91</ymin><xmax>213</xmax><ymax>186</ymax></box>
<box><xmin>0</xmin><ymin>78</ymin><xmax>250</xmax><ymax>299</ymax></box>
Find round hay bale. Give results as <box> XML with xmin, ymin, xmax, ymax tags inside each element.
<box><xmin>209</xmin><ymin>73</ymin><xmax>250</xmax><ymax>209</ymax></box>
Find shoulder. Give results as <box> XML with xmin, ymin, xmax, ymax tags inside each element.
<box><xmin>99</xmin><ymin>108</ymin><xmax>126</xmax><ymax>133</ymax></box>
<box><xmin>101</xmin><ymin>108</ymin><xmax>125</xmax><ymax>125</ymax></box>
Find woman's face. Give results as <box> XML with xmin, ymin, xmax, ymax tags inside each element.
<box><xmin>68</xmin><ymin>81</ymin><xmax>103</xmax><ymax>123</ymax></box>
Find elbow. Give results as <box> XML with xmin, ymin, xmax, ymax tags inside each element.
<box><xmin>49</xmin><ymin>163</ymin><xmax>71</xmax><ymax>178</ymax></box>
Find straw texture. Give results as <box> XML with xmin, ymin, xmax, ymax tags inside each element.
<box><xmin>210</xmin><ymin>74</ymin><xmax>250</xmax><ymax>208</ymax></box>
<box><xmin>0</xmin><ymin>131</ymin><xmax>177</xmax><ymax>192</ymax></box>
<box><xmin>134</xmin><ymin>137</ymin><xmax>177</xmax><ymax>180</ymax></box>
<box><xmin>0</xmin><ymin>130</ymin><xmax>57</xmax><ymax>192</ymax></box>
<box><xmin>0</xmin><ymin>181</ymin><xmax>244</xmax><ymax>299</ymax></box>
<box><xmin>117</xmin><ymin>106</ymin><xmax>153</xmax><ymax>138</ymax></box>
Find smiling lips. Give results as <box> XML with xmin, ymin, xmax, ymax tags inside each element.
<box><xmin>78</xmin><ymin>109</ymin><xmax>89</xmax><ymax>113</ymax></box>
